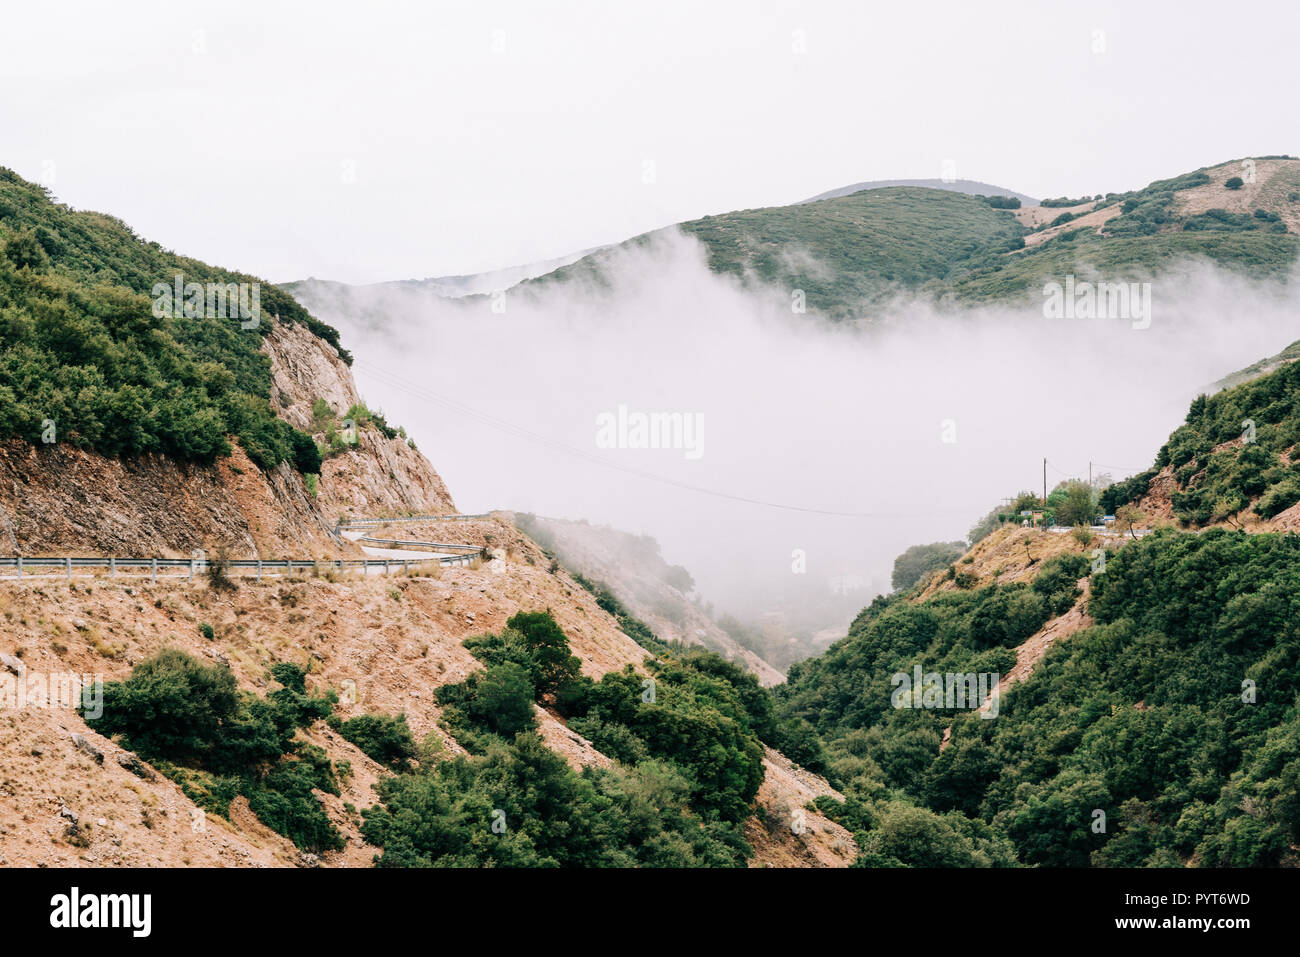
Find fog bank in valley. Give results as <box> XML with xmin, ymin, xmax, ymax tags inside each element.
<box><xmin>291</xmin><ymin>232</ymin><xmax>1300</xmax><ymax>644</ymax></box>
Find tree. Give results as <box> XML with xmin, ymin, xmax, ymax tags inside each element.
<box><xmin>86</xmin><ymin>648</ymin><xmax>240</xmax><ymax>762</ymax></box>
<box><xmin>1114</xmin><ymin>505</ymin><xmax>1145</xmax><ymax>539</ymax></box>
<box><xmin>469</xmin><ymin>662</ymin><xmax>537</xmax><ymax>736</ymax></box>
<box><xmin>506</xmin><ymin>610</ymin><xmax>581</xmax><ymax>700</ymax></box>
<box><xmin>891</xmin><ymin>541</ymin><xmax>966</xmax><ymax>591</ymax></box>
<box><xmin>662</xmin><ymin>564</ymin><xmax>695</xmax><ymax>593</ymax></box>
<box><xmin>3</xmin><ymin>232</ymin><xmax>47</xmax><ymax>270</ymax></box>
<box><xmin>329</xmin><ymin>713</ymin><xmax>418</xmax><ymax>770</ymax></box>
<box><xmin>1051</xmin><ymin>480</ymin><xmax>1097</xmax><ymax>528</ymax></box>
<box><xmin>1225</xmin><ymin>176</ymin><xmax>1244</xmax><ymax>190</ymax></box>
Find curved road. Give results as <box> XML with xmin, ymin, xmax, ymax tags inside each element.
<box><xmin>0</xmin><ymin>514</ymin><xmax>491</xmax><ymax>581</ymax></box>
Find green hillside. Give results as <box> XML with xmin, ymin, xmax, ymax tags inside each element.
<box><xmin>0</xmin><ymin>167</ymin><xmax>341</xmax><ymax>471</ymax></box>
<box><xmin>949</xmin><ymin>229</ymin><xmax>1298</xmax><ymax>302</ymax></box>
<box><xmin>1213</xmin><ymin>338</ymin><xmax>1300</xmax><ymax>392</ymax></box>
<box><xmin>950</xmin><ymin>165</ymin><xmax>1300</xmax><ymax>301</ymax></box>
<box><xmin>773</xmin><ymin>367</ymin><xmax>1300</xmax><ymax>867</ymax></box>
<box><xmin>678</xmin><ymin>187</ymin><xmax>1027</xmax><ymax>314</ymax></box>
<box><xmin>526</xmin><ymin>187</ymin><xmax>1028</xmax><ymax>317</ymax></box>
<box><xmin>1101</xmin><ymin>355</ymin><xmax>1300</xmax><ymax>526</ymax></box>
<box><xmin>510</xmin><ymin>158</ymin><xmax>1300</xmax><ymax>319</ymax></box>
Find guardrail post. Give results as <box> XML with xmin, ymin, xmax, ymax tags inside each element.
<box><xmin>15</xmin><ymin>556</ymin><xmax>21</xmax><ymax>580</ymax></box>
<box><xmin>256</xmin><ymin>559</ymin><xmax>262</xmax><ymax>582</ymax></box>
<box><xmin>189</xmin><ymin>558</ymin><xmax>195</xmax><ymax>581</ymax></box>
<box><xmin>404</xmin><ymin>560</ymin><xmax>410</xmax><ymax>576</ymax></box>
<box><xmin>151</xmin><ymin>557</ymin><xmax>157</xmax><ymax>585</ymax></box>
<box><xmin>109</xmin><ymin>557</ymin><xmax>116</xmax><ymax>579</ymax></box>
<box><xmin>66</xmin><ymin>557</ymin><xmax>72</xmax><ymax>581</ymax></box>
<box><xmin>384</xmin><ymin>561</ymin><xmax>390</xmax><ymax>576</ymax></box>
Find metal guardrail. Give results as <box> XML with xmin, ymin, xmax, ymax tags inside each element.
<box><xmin>354</xmin><ymin>536</ymin><xmax>483</xmax><ymax>554</ymax></box>
<box><xmin>0</xmin><ymin>513</ymin><xmax>491</xmax><ymax>583</ymax></box>
<box><xmin>0</xmin><ymin>553</ymin><xmax>478</xmax><ymax>582</ymax></box>
<box><xmin>336</xmin><ymin>513</ymin><xmax>491</xmax><ymax>529</ymax></box>
<box><xmin>1045</xmin><ymin>526</ymin><xmax>1152</xmax><ymax>537</ymax></box>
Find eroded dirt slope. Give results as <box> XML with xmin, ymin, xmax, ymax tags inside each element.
<box><xmin>0</xmin><ymin>319</ymin><xmax>454</xmax><ymax>559</ymax></box>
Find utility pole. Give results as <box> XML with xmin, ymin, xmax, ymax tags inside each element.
<box><xmin>1043</xmin><ymin>458</ymin><xmax>1047</xmax><ymax>502</ymax></box>
<box><xmin>1089</xmin><ymin>461</ymin><xmax>1092</xmax><ymax>488</ymax></box>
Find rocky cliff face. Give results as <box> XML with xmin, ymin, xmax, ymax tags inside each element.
<box><xmin>263</xmin><ymin>319</ymin><xmax>456</xmax><ymax>523</ymax></box>
<box><xmin>0</xmin><ymin>439</ymin><xmax>340</xmax><ymax>558</ymax></box>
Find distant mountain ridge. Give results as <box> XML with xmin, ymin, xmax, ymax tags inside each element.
<box><xmin>801</xmin><ymin>177</ymin><xmax>1038</xmax><ymax>206</ymax></box>
<box><xmin>288</xmin><ymin>155</ymin><xmax>1300</xmax><ymax>327</ymax></box>
<box><xmin>288</xmin><ymin>178</ymin><xmax>1038</xmax><ymax>305</ymax></box>
<box><xmin>292</xmin><ymin>245</ymin><xmax>604</xmax><ymax>301</ymax></box>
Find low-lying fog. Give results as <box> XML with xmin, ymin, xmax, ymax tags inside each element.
<box><xmin>291</xmin><ymin>231</ymin><xmax>1300</xmax><ymax>641</ymax></box>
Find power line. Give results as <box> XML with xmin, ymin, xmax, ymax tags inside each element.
<box><xmin>1091</xmin><ymin>462</ymin><xmax>1151</xmax><ymax>475</ymax></box>
<box><xmin>1046</xmin><ymin>458</ymin><xmax>1148</xmax><ymax>480</ymax></box>
<box><xmin>353</xmin><ymin>360</ymin><xmax>969</xmax><ymax>520</ymax></box>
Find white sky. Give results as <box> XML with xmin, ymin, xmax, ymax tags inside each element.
<box><xmin>3</xmin><ymin>0</ymin><xmax>1298</xmax><ymax>284</ymax></box>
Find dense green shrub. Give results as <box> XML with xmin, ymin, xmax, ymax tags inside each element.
<box><xmin>850</xmin><ymin>803</ymin><xmax>1018</xmax><ymax>867</ymax></box>
<box><xmin>1048</xmin><ymin>480</ymin><xmax>1098</xmax><ymax>527</ymax></box>
<box><xmin>891</xmin><ymin>541</ymin><xmax>966</xmax><ymax>591</ymax></box>
<box><xmin>1099</xmin><ymin>469</ymin><xmax>1157</xmax><ymax>513</ymax></box>
<box><xmin>329</xmin><ymin>712</ymin><xmax>418</xmax><ymax>771</ymax></box>
<box><xmin>503</xmin><ymin>610</ymin><xmax>582</xmax><ymax>699</ymax></box>
<box><xmin>468</xmin><ymin>663</ymin><xmax>539</xmax><ymax>737</ymax></box>
<box><xmin>360</xmin><ymin>735</ymin><xmax>748</xmax><ymax>867</ymax></box>
<box><xmin>4</xmin><ymin>230</ymin><xmax>47</xmax><ymax>269</ymax></box>
<box><xmin>1182</xmin><ymin>208</ymin><xmax>1273</xmax><ymax>233</ymax></box>
<box><xmin>83</xmin><ymin>650</ymin><xmax>343</xmax><ymax>852</ymax></box>
<box><xmin>452</xmin><ymin>613</ymin><xmax>770</xmax><ymax>825</ymax></box>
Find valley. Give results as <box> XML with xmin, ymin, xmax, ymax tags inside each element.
<box><xmin>3</xmin><ymin>148</ymin><xmax>1300</xmax><ymax>871</ymax></box>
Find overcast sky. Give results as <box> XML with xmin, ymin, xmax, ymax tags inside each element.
<box><xmin>4</xmin><ymin>0</ymin><xmax>1298</xmax><ymax>284</ymax></box>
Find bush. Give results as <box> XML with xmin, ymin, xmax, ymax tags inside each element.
<box><xmin>205</xmin><ymin>546</ymin><xmax>236</xmax><ymax>592</ymax></box>
<box><xmin>88</xmin><ymin>648</ymin><xmax>240</xmax><ymax>762</ymax></box>
<box><xmin>83</xmin><ymin>650</ymin><xmax>343</xmax><ymax>852</ymax></box>
<box><xmin>891</xmin><ymin>541</ymin><xmax>966</xmax><ymax>591</ymax></box>
<box><xmin>1050</xmin><ymin>481</ymin><xmax>1097</xmax><ymax>527</ymax></box>
<box><xmin>361</xmin><ymin>735</ymin><xmax>749</xmax><ymax>867</ymax></box>
<box><xmin>1254</xmin><ymin>477</ymin><xmax>1300</xmax><ymax>518</ymax></box>
<box><xmin>290</xmin><ymin>429</ymin><xmax>323</xmax><ymax>474</ymax></box>
<box><xmin>1099</xmin><ymin>470</ymin><xmax>1156</xmax><ymax>513</ymax></box>
<box><xmin>468</xmin><ymin>663</ymin><xmax>538</xmax><ymax>737</ymax></box>
<box><xmin>505</xmin><ymin>610</ymin><xmax>582</xmax><ymax>699</ymax></box>
<box><xmin>453</xmin><ymin>615</ymin><xmax>770</xmax><ymax>825</ymax></box>
<box><xmin>969</xmin><ymin>586</ymin><xmax>1047</xmax><ymax>647</ymax></box>
<box><xmin>3</xmin><ymin>231</ymin><xmax>47</xmax><ymax>270</ymax></box>
<box><xmin>329</xmin><ymin>712</ymin><xmax>418</xmax><ymax>771</ymax></box>
<box><xmin>1225</xmin><ymin>176</ymin><xmax>1244</xmax><ymax>190</ymax></box>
